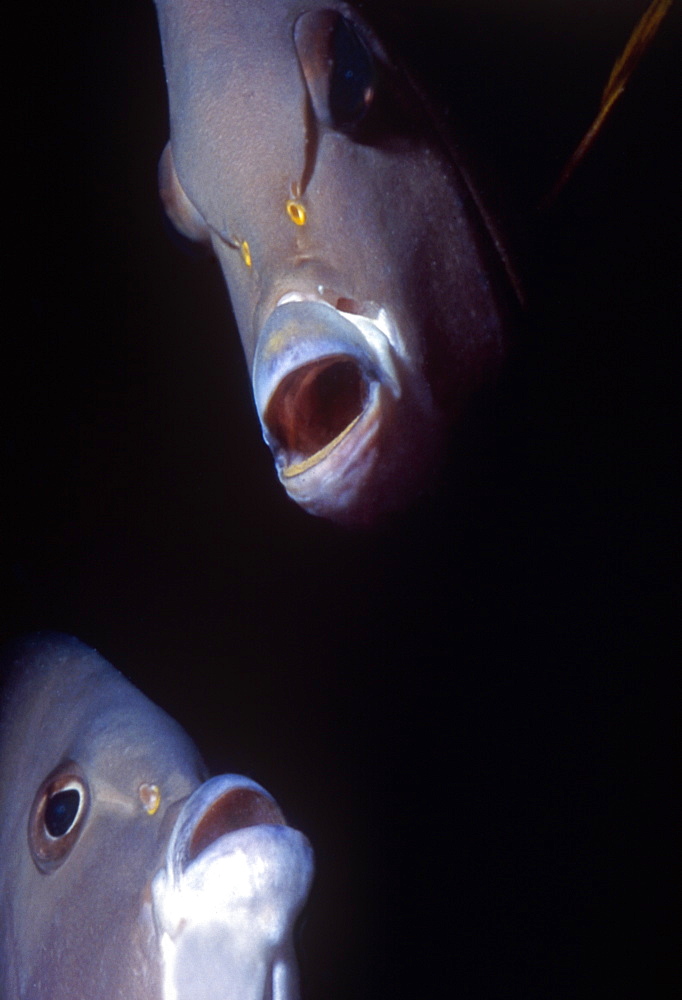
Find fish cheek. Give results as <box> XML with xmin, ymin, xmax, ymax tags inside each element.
<box><xmin>28</xmin><ymin>760</ymin><xmax>90</xmax><ymax>874</ymax></box>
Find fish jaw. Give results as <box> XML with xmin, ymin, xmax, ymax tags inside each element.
<box><xmin>252</xmin><ymin>297</ymin><xmax>441</xmax><ymax>525</ymax></box>
<box><xmin>152</xmin><ymin>774</ymin><xmax>313</xmax><ymax>1000</ymax></box>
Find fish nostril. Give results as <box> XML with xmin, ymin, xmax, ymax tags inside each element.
<box><xmin>187</xmin><ymin>788</ymin><xmax>285</xmax><ymax>864</ymax></box>
<box><xmin>265</xmin><ymin>355</ymin><xmax>368</xmax><ymax>462</ymax></box>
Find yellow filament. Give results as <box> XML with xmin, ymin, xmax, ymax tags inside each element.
<box><xmin>286</xmin><ymin>200</ymin><xmax>307</xmax><ymax>226</ymax></box>
<box><xmin>282</xmin><ymin>413</ymin><xmax>362</xmax><ymax>478</ymax></box>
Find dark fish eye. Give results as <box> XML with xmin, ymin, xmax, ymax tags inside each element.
<box><xmin>294</xmin><ymin>10</ymin><xmax>375</xmax><ymax>133</ymax></box>
<box><xmin>28</xmin><ymin>762</ymin><xmax>89</xmax><ymax>873</ymax></box>
<box><xmin>328</xmin><ymin>16</ymin><xmax>374</xmax><ymax>130</ymax></box>
<box><xmin>44</xmin><ymin>787</ymin><xmax>81</xmax><ymax>838</ymax></box>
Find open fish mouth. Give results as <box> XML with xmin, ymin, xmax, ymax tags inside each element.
<box><xmin>161</xmin><ymin>775</ymin><xmax>293</xmax><ymax>880</ymax></box>
<box><xmin>267</xmin><ymin>353</ymin><xmax>370</xmax><ymax>477</ymax></box>
<box><xmin>183</xmin><ymin>782</ymin><xmax>286</xmax><ymax>867</ymax></box>
<box><xmin>253</xmin><ymin>296</ymin><xmax>414</xmax><ymax>521</ymax></box>
<box><xmin>153</xmin><ymin>774</ymin><xmax>313</xmax><ymax>932</ymax></box>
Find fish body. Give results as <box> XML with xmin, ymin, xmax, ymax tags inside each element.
<box><xmin>0</xmin><ymin>633</ymin><xmax>313</xmax><ymax>1000</ymax></box>
<box><xmin>153</xmin><ymin>0</ymin><xmax>517</xmax><ymax>525</ymax></box>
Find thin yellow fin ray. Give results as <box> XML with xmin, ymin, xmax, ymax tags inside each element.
<box><xmin>542</xmin><ymin>0</ymin><xmax>673</xmax><ymax>208</ymax></box>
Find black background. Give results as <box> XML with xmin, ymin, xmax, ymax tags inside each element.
<box><xmin>2</xmin><ymin>2</ymin><xmax>679</xmax><ymax>998</ymax></box>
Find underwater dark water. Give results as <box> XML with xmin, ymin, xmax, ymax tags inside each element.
<box><xmin>3</xmin><ymin>2</ymin><xmax>679</xmax><ymax>998</ymax></box>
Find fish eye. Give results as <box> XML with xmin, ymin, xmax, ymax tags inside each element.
<box><xmin>327</xmin><ymin>15</ymin><xmax>374</xmax><ymax>130</ymax></box>
<box><xmin>28</xmin><ymin>761</ymin><xmax>90</xmax><ymax>873</ymax></box>
<box><xmin>44</xmin><ymin>786</ymin><xmax>82</xmax><ymax>837</ymax></box>
<box><xmin>294</xmin><ymin>10</ymin><xmax>375</xmax><ymax>133</ymax></box>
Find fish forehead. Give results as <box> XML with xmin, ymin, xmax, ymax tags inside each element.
<box><xmin>155</xmin><ymin>0</ymin><xmax>412</xmax><ymax>270</ymax></box>
<box><xmin>0</xmin><ymin>633</ymin><xmax>205</xmax><ymax>801</ymax></box>
<box><xmin>154</xmin><ymin>0</ymin><xmax>509</xmax><ymax>354</ymax></box>
<box><xmin>156</xmin><ymin>0</ymin><xmax>309</xmax><ymax>216</ymax></box>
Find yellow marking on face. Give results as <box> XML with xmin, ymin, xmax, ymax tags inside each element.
<box><xmin>286</xmin><ymin>200</ymin><xmax>307</xmax><ymax>226</ymax></box>
<box><xmin>139</xmin><ymin>783</ymin><xmax>161</xmax><ymax>816</ymax></box>
<box><xmin>224</xmin><ymin>234</ymin><xmax>252</xmax><ymax>268</ymax></box>
<box><xmin>240</xmin><ymin>240</ymin><xmax>252</xmax><ymax>267</ymax></box>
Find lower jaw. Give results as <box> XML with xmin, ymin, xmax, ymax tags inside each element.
<box><xmin>273</xmin><ymin>393</ymin><xmax>383</xmax><ymax>521</ymax></box>
<box><xmin>280</xmin><ymin>410</ymin><xmax>364</xmax><ymax>479</ymax></box>
<box><xmin>270</xmin><ymin>386</ymin><xmax>441</xmax><ymax>527</ymax></box>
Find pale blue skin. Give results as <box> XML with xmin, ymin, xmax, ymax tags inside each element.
<box><xmin>153</xmin><ymin>0</ymin><xmax>518</xmax><ymax>525</ymax></box>
<box><xmin>0</xmin><ymin>634</ymin><xmax>313</xmax><ymax>1000</ymax></box>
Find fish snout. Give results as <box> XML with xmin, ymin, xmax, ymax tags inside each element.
<box><xmin>252</xmin><ymin>298</ymin><xmax>439</xmax><ymax>524</ymax></box>
<box><xmin>158</xmin><ymin>773</ymin><xmax>313</xmax><ymax>891</ymax></box>
<box><xmin>151</xmin><ymin>775</ymin><xmax>313</xmax><ymax>999</ymax></box>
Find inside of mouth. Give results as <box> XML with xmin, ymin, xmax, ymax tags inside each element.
<box><xmin>187</xmin><ymin>789</ymin><xmax>285</xmax><ymax>865</ymax></box>
<box><xmin>265</xmin><ymin>355</ymin><xmax>369</xmax><ymax>474</ymax></box>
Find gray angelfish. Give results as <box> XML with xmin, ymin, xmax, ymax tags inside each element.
<box><xmin>0</xmin><ymin>633</ymin><xmax>313</xmax><ymax>1000</ymax></box>
<box><xmin>153</xmin><ymin>0</ymin><xmax>518</xmax><ymax>525</ymax></box>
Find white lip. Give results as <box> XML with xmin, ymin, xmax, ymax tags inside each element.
<box><xmin>151</xmin><ymin>775</ymin><xmax>313</xmax><ymax>1000</ymax></box>
<box><xmin>276</xmin><ymin>291</ymin><xmax>405</xmax><ymax>357</ymax></box>
<box><xmin>152</xmin><ymin>774</ymin><xmax>314</xmax><ymax>936</ymax></box>
<box><xmin>253</xmin><ymin>298</ymin><xmax>401</xmax><ymax>414</ymax></box>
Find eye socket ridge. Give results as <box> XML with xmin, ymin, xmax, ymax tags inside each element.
<box><xmin>28</xmin><ymin>761</ymin><xmax>90</xmax><ymax>873</ymax></box>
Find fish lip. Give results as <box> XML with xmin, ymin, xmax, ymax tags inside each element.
<box><xmin>253</xmin><ymin>294</ymin><xmax>403</xmax><ymax>409</ymax></box>
<box><xmin>152</xmin><ymin>775</ymin><xmax>314</xmax><ymax>941</ymax></box>
<box><xmin>164</xmin><ymin>775</ymin><xmax>288</xmax><ymax>881</ymax></box>
<box><xmin>252</xmin><ymin>297</ymin><xmax>407</xmax><ymax>494</ymax></box>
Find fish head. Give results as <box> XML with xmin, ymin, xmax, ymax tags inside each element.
<box><xmin>154</xmin><ymin>0</ymin><xmax>517</xmax><ymax>525</ymax></box>
<box><xmin>0</xmin><ymin>634</ymin><xmax>313</xmax><ymax>1000</ymax></box>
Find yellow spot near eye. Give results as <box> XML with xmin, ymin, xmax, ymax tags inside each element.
<box><xmin>139</xmin><ymin>783</ymin><xmax>161</xmax><ymax>816</ymax></box>
<box><xmin>240</xmin><ymin>240</ymin><xmax>252</xmax><ymax>268</ymax></box>
<box><xmin>286</xmin><ymin>200</ymin><xmax>307</xmax><ymax>226</ymax></box>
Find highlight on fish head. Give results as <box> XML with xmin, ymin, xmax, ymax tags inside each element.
<box><xmin>154</xmin><ymin>0</ymin><xmax>519</xmax><ymax>525</ymax></box>
<box><xmin>0</xmin><ymin>633</ymin><xmax>314</xmax><ymax>1000</ymax></box>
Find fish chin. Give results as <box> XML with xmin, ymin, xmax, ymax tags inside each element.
<box><xmin>252</xmin><ymin>298</ymin><xmax>439</xmax><ymax>525</ymax></box>
<box><xmin>152</xmin><ymin>775</ymin><xmax>313</xmax><ymax>1000</ymax></box>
